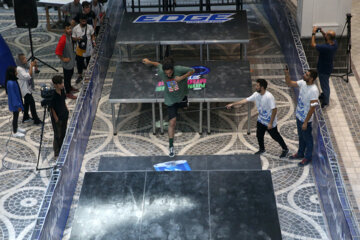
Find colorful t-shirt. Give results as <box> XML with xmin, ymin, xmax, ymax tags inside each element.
<box><xmin>247</xmin><ymin>91</ymin><xmax>277</xmax><ymax>127</ymax></box>
<box><xmin>295</xmin><ymin>80</ymin><xmax>319</xmax><ymax>122</ymax></box>
<box><xmin>157</xmin><ymin>64</ymin><xmax>193</xmax><ymax>106</ymax></box>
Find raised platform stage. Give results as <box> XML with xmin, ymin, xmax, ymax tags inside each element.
<box><xmin>109</xmin><ymin>60</ymin><xmax>252</xmax><ymax>135</ymax></box>
<box><xmin>70</xmin><ymin>155</ymin><xmax>282</xmax><ymax>239</ymax></box>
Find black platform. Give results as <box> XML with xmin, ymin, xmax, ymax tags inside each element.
<box><xmin>70</xmin><ymin>170</ymin><xmax>281</xmax><ymax>239</ymax></box>
<box><xmin>117</xmin><ymin>11</ymin><xmax>249</xmax><ymax>45</ymax></box>
<box><xmin>98</xmin><ymin>154</ymin><xmax>262</xmax><ymax>171</ymax></box>
<box><xmin>108</xmin><ymin>60</ymin><xmax>252</xmax><ymax>103</ymax></box>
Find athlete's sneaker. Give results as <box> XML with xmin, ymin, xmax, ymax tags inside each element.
<box><xmin>298</xmin><ymin>158</ymin><xmax>311</xmax><ymax>167</ymax></box>
<box><xmin>22</xmin><ymin>117</ymin><xmax>33</xmax><ymax>123</ymax></box>
<box><xmin>169</xmin><ymin>147</ymin><xmax>175</xmax><ymax>158</ymax></box>
<box><xmin>17</xmin><ymin>128</ymin><xmax>26</xmax><ymax>133</ymax></box>
<box><xmin>254</xmin><ymin>149</ymin><xmax>265</xmax><ymax>155</ymax></box>
<box><xmin>289</xmin><ymin>153</ymin><xmax>303</xmax><ymax>160</ymax></box>
<box><xmin>76</xmin><ymin>76</ymin><xmax>83</xmax><ymax>84</ymax></box>
<box><xmin>12</xmin><ymin>132</ymin><xmax>25</xmax><ymax>138</ymax></box>
<box><xmin>280</xmin><ymin>149</ymin><xmax>289</xmax><ymax>158</ymax></box>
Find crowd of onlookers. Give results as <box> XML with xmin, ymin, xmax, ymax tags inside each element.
<box><xmin>4</xmin><ymin>0</ymin><xmax>106</xmax><ymax>158</ymax></box>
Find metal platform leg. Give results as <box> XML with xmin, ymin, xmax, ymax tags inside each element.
<box><xmin>112</xmin><ymin>103</ymin><xmax>117</xmax><ymax>135</ymax></box>
<box><xmin>244</xmin><ymin>44</ymin><xmax>247</xmax><ymax>59</ymax></box>
<box><xmin>199</xmin><ymin>102</ymin><xmax>203</xmax><ymax>134</ymax></box>
<box><xmin>127</xmin><ymin>45</ymin><xmax>131</xmax><ymax>60</ymax></box>
<box><xmin>200</xmin><ymin>44</ymin><xmax>203</xmax><ymax>61</ymax></box>
<box><xmin>207</xmin><ymin>102</ymin><xmax>211</xmax><ymax>134</ymax></box>
<box><xmin>206</xmin><ymin>44</ymin><xmax>210</xmax><ymax>61</ymax></box>
<box><xmin>152</xmin><ymin>103</ymin><xmax>156</xmax><ymax>135</ymax></box>
<box><xmin>247</xmin><ymin>102</ymin><xmax>251</xmax><ymax>135</ymax></box>
<box><xmin>156</xmin><ymin>45</ymin><xmax>160</xmax><ymax>61</ymax></box>
<box><xmin>159</xmin><ymin>102</ymin><xmax>164</xmax><ymax>135</ymax></box>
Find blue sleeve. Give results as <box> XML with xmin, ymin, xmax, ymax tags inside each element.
<box><xmin>8</xmin><ymin>82</ymin><xmax>23</xmax><ymax>111</ymax></box>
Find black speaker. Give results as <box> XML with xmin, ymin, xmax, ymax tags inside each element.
<box><xmin>14</xmin><ymin>0</ymin><xmax>38</xmax><ymax>28</ymax></box>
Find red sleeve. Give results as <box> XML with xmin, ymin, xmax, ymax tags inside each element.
<box><xmin>55</xmin><ymin>35</ymin><xmax>66</xmax><ymax>56</ymax></box>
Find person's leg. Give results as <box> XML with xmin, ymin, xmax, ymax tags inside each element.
<box><xmin>63</xmin><ymin>68</ymin><xmax>72</xmax><ymax>94</ymax></box>
<box><xmin>167</xmin><ymin>104</ymin><xmax>178</xmax><ymax>157</ymax></box>
<box><xmin>85</xmin><ymin>56</ymin><xmax>91</xmax><ymax>67</ymax></box>
<box><xmin>256</xmin><ymin>121</ymin><xmax>266</xmax><ymax>152</ymax></box>
<box><xmin>51</xmin><ymin>117</ymin><xmax>60</xmax><ymax>157</ymax></box>
<box><xmin>303</xmin><ymin>122</ymin><xmax>313</xmax><ymax>161</ymax></box>
<box><xmin>319</xmin><ymin>73</ymin><xmax>330</xmax><ymax>106</ymax></box>
<box><xmin>13</xmin><ymin>111</ymin><xmax>19</xmax><ymax>133</ymax></box>
<box><xmin>23</xmin><ymin>94</ymin><xmax>30</xmax><ymax>121</ymax></box>
<box><xmin>58</xmin><ymin>119</ymin><xmax>68</xmax><ymax>151</ymax></box>
<box><xmin>268</xmin><ymin>126</ymin><xmax>288</xmax><ymax>150</ymax></box>
<box><xmin>27</xmin><ymin>94</ymin><xmax>41</xmax><ymax>123</ymax></box>
<box><xmin>296</xmin><ymin>118</ymin><xmax>306</xmax><ymax>157</ymax></box>
<box><xmin>76</xmin><ymin>55</ymin><xmax>85</xmax><ymax>83</ymax></box>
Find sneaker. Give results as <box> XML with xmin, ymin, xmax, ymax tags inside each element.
<box><xmin>280</xmin><ymin>149</ymin><xmax>289</xmax><ymax>158</ymax></box>
<box><xmin>254</xmin><ymin>149</ymin><xmax>265</xmax><ymax>155</ymax></box>
<box><xmin>3</xmin><ymin>3</ymin><xmax>9</xmax><ymax>10</ymax></box>
<box><xmin>17</xmin><ymin>127</ymin><xmax>26</xmax><ymax>133</ymax></box>
<box><xmin>169</xmin><ymin>147</ymin><xmax>175</xmax><ymax>158</ymax></box>
<box><xmin>289</xmin><ymin>153</ymin><xmax>303</xmax><ymax>160</ymax></box>
<box><xmin>298</xmin><ymin>158</ymin><xmax>311</xmax><ymax>167</ymax></box>
<box><xmin>71</xmin><ymin>87</ymin><xmax>79</xmax><ymax>93</ymax></box>
<box><xmin>66</xmin><ymin>93</ymin><xmax>77</xmax><ymax>100</ymax></box>
<box><xmin>76</xmin><ymin>76</ymin><xmax>83</xmax><ymax>84</ymax></box>
<box><xmin>34</xmin><ymin>119</ymin><xmax>43</xmax><ymax>125</ymax></box>
<box><xmin>22</xmin><ymin>117</ymin><xmax>33</xmax><ymax>123</ymax></box>
<box><xmin>12</xmin><ymin>132</ymin><xmax>25</xmax><ymax>137</ymax></box>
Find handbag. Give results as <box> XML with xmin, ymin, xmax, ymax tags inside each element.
<box><xmin>78</xmin><ymin>24</ymin><xmax>87</xmax><ymax>50</ymax></box>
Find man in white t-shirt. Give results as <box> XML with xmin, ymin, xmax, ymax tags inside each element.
<box><xmin>285</xmin><ymin>69</ymin><xmax>319</xmax><ymax>167</ymax></box>
<box><xmin>226</xmin><ymin>79</ymin><xmax>289</xmax><ymax>158</ymax></box>
<box><xmin>72</xmin><ymin>14</ymin><xmax>95</xmax><ymax>84</ymax></box>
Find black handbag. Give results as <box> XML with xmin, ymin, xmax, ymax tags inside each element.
<box><xmin>78</xmin><ymin>25</ymin><xmax>87</xmax><ymax>50</ymax></box>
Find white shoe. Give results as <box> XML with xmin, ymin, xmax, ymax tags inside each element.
<box><xmin>17</xmin><ymin>127</ymin><xmax>26</xmax><ymax>133</ymax></box>
<box><xmin>3</xmin><ymin>3</ymin><xmax>9</xmax><ymax>9</ymax></box>
<box><xmin>12</xmin><ymin>132</ymin><xmax>25</xmax><ymax>137</ymax></box>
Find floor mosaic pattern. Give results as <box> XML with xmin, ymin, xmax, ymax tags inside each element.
<box><xmin>3</xmin><ymin>2</ymin><xmax>360</xmax><ymax>239</ymax></box>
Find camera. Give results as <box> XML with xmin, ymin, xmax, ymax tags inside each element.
<box><xmin>316</xmin><ymin>27</ymin><xmax>321</xmax><ymax>33</ymax></box>
<box><xmin>40</xmin><ymin>84</ymin><xmax>55</xmax><ymax>107</ymax></box>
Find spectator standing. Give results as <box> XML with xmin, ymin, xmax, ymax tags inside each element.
<box><xmin>61</xmin><ymin>0</ymin><xmax>83</xmax><ymax>27</ymax></box>
<box><xmin>311</xmin><ymin>26</ymin><xmax>338</xmax><ymax>108</ymax></box>
<box><xmin>16</xmin><ymin>54</ymin><xmax>42</xmax><ymax>125</ymax></box>
<box><xmin>73</xmin><ymin>1</ymin><xmax>97</xmax><ymax>30</ymax></box>
<box><xmin>55</xmin><ymin>22</ymin><xmax>78</xmax><ymax>100</ymax></box>
<box><xmin>91</xmin><ymin>0</ymin><xmax>105</xmax><ymax>35</ymax></box>
<box><xmin>72</xmin><ymin>14</ymin><xmax>95</xmax><ymax>84</ymax></box>
<box><xmin>50</xmin><ymin>76</ymin><xmax>69</xmax><ymax>158</ymax></box>
<box><xmin>5</xmin><ymin>66</ymin><xmax>26</xmax><ymax>137</ymax></box>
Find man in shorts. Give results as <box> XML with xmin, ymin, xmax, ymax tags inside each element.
<box><xmin>143</xmin><ymin>57</ymin><xmax>194</xmax><ymax>157</ymax></box>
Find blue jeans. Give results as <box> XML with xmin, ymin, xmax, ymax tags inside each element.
<box><xmin>296</xmin><ymin>118</ymin><xmax>313</xmax><ymax>161</ymax></box>
<box><xmin>319</xmin><ymin>73</ymin><xmax>330</xmax><ymax>105</ymax></box>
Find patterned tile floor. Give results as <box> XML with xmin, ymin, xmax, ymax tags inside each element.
<box><xmin>0</xmin><ymin>2</ymin><xmax>359</xmax><ymax>240</ymax></box>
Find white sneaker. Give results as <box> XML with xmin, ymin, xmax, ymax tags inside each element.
<box><xmin>169</xmin><ymin>146</ymin><xmax>175</xmax><ymax>158</ymax></box>
<box><xmin>12</xmin><ymin>132</ymin><xmax>25</xmax><ymax>137</ymax></box>
<box><xmin>3</xmin><ymin>3</ymin><xmax>9</xmax><ymax>10</ymax></box>
<box><xmin>17</xmin><ymin>128</ymin><xmax>26</xmax><ymax>133</ymax></box>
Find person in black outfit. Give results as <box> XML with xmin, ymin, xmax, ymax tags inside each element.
<box><xmin>50</xmin><ymin>75</ymin><xmax>69</xmax><ymax>157</ymax></box>
<box><xmin>73</xmin><ymin>1</ymin><xmax>97</xmax><ymax>30</ymax></box>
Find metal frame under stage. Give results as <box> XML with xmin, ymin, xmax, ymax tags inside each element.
<box><xmin>109</xmin><ymin>60</ymin><xmax>252</xmax><ymax>135</ymax></box>
<box><xmin>116</xmin><ymin>11</ymin><xmax>249</xmax><ymax>61</ymax></box>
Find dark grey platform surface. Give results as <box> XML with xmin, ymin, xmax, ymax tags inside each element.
<box><xmin>98</xmin><ymin>154</ymin><xmax>261</xmax><ymax>171</ymax></box>
<box><xmin>108</xmin><ymin>60</ymin><xmax>251</xmax><ymax>103</ymax></box>
<box><xmin>117</xmin><ymin>11</ymin><xmax>249</xmax><ymax>45</ymax></box>
<box><xmin>70</xmin><ymin>171</ymin><xmax>282</xmax><ymax>239</ymax></box>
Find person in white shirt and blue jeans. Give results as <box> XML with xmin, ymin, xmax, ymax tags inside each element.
<box><xmin>285</xmin><ymin>69</ymin><xmax>319</xmax><ymax>167</ymax></box>
<box><xmin>226</xmin><ymin>79</ymin><xmax>289</xmax><ymax>158</ymax></box>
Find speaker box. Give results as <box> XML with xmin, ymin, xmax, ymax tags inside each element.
<box><xmin>14</xmin><ymin>0</ymin><xmax>38</xmax><ymax>28</ymax></box>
